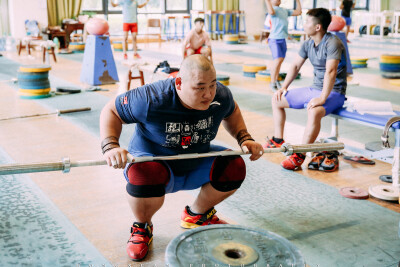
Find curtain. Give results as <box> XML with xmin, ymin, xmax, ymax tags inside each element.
<box><xmin>205</xmin><ymin>0</ymin><xmax>239</xmax><ymax>11</ymax></box>
<box><xmin>0</xmin><ymin>0</ymin><xmax>10</xmax><ymax>36</ymax></box>
<box><xmin>47</xmin><ymin>0</ymin><xmax>83</xmax><ymax>26</ymax></box>
<box><xmin>204</xmin><ymin>0</ymin><xmax>240</xmax><ymax>38</ymax></box>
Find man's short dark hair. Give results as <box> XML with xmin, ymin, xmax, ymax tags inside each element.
<box><xmin>194</xmin><ymin>17</ymin><xmax>204</xmax><ymax>24</ymax></box>
<box><xmin>306</xmin><ymin>8</ymin><xmax>332</xmax><ymax>31</ymax></box>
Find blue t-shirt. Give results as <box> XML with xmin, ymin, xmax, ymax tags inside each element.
<box><xmin>269</xmin><ymin>6</ymin><xmax>293</xmax><ymax>39</ymax></box>
<box><xmin>119</xmin><ymin>0</ymin><xmax>138</xmax><ymax>23</ymax></box>
<box><xmin>115</xmin><ymin>79</ymin><xmax>236</xmax><ymax>172</ymax></box>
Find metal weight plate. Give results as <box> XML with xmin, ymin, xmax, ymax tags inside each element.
<box><xmin>165</xmin><ymin>224</ymin><xmax>305</xmax><ymax>267</ymax></box>
<box><xmin>368</xmin><ymin>185</ymin><xmax>399</xmax><ymax>201</ymax></box>
<box><xmin>339</xmin><ymin>187</ymin><xmax>369</xmax><ymax>199</ymax></box>
<box><xmin>379</xmin><ymin>175</ymin><xmax>392</xmax><ymax>183</ymax></box>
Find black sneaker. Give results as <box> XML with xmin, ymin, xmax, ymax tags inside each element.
<box><xmin>319</xmin><ymin>151</ymin><xmax>339</xmax><ymax>172</ymax></box>
<box><xmin>308</xmin><ymin>152</ymin><xmax>326</xmax><ymax>170</ymax></box>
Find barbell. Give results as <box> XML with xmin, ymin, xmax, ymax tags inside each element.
<box><xmin>0</xmin><ymin>107</ymin><xmax>91</xmax><ymax>122</ymax></box>
<box><xmin>0</xmin><ymin>142</ymin><xmax>344</xmax><ymax>176</ymax></box>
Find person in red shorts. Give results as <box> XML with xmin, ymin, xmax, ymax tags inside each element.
<box><xmin>182</xmin><ymin>18</ymin><xmax>212</xmax><ymax>63</ymax></box>
<box><xmin>111</xmin><ymin>0</ymin><xmax>149</xmax><ymax>60</ymax></box>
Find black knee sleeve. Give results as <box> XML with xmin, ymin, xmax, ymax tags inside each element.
<box><xmin>210</xmin><ymin>155</ymin><xmax>246</xmax><ymax>192</ymax></box>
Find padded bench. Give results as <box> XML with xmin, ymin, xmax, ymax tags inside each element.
<box><xmin>327</xmin><ymin>107</ymin><xmax>400</xmax><ymax>186</ymax></box>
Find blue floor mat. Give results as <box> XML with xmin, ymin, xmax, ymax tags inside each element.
<box><xmin>190</xmin><ymin>141</ymin><xmax>400</xmax><ymax>267</ymax></box>
<box><xmin>0</xmin><ymin>148</ymin><xmax>110</xmax><ymax>266</ymax></box>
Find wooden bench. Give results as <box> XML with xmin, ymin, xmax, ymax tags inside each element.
<box><xmin>327</xmin><ymin>107</ymin><xmax>400</xmax><ymax>186</ymax></box>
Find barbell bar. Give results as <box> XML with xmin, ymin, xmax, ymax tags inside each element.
<box><xmin>0</xmin><ymin>142</ymin><xmax>344</xmax><ymax>176</ymax></box>
<box><xmin>0</xmin><ymin>107</ymin><xmax>91</xmax><ymax>122</ymax></box>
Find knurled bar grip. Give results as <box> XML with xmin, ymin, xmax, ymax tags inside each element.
<box><xmin>0</xmin><ymin>142</ymin><xmax>344</xmax><ymax>175</ymax></box>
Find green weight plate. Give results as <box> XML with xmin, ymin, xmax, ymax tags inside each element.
<box><xmin>165</xmin><ymin>224</ymin><xmax>305</xmax><ymax>267</ymax></box>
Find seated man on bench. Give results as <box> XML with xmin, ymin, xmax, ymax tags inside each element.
<box><xmin>264</xmin><ymin>8</ymin><xmax>347</xmax><ymax>171</ymax></box>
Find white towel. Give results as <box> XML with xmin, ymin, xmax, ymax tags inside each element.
<box><xmin>344</xmin><ymin>97</ymin><xmax>396</xmax><ymax>115</ymax></box>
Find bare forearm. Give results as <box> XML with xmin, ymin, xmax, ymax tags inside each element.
<box><xmin>282</xmin><ymin>64</ymin><xmax>300</xmax><ymax>89</ymax></box>
<box><xmin>265</xmin><ymin>0</ymin><xmax>275</xmax><ymax>15</ymax></box>
<box><xmin>100</xmin><ymin>101</ymin><xmax>124</xmax><ymax>140</ymax></box>
<box><xmin>138</xmin><ymin>0</ymin><xmax>149</xmax><ymax>8</ymax></box>
<box><xmin>320</xmin><ymin>70</ymin><xmax>336</xmax><ymax>100</ymax></box>
<box><xmin>292</xmin><ymin>0</ymin><xmax>302</xmax><ymax>16</ymax></box>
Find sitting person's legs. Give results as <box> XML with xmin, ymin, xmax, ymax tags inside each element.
<box><xmin>273</xmin><ymin>87</ymin><xmax>345</xmax><ymax>170</ymax></box>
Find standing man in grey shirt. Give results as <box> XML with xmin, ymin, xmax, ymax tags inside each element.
<box><xmin>263</xmin><ymin>8</ymin><xmax>347</xmax><ymax>171</ymax></box>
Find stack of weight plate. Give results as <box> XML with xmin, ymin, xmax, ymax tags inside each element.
<box><xmin>17</xmin><ymin>65</ymin><xmax>52</xmax><ymax>99</ymax></box>
<box><xmin>380</xmin><ymin>54</ymin><xmax>400</xmax><ymax>79</ymax></box>
<box><xmin>216</xmin><ymin>75</ymin><xmax>230</xmax><ymax>86</ymax></box>
<box><xmin>255</xmin><ymin>71</ymin><xmax>300</xmax><ymax>81</ymax></box>
<box><xmin>223</xmin><ymin>34</ymin><xmax>239</xmax><ymax>44</ymax></box>
<box><xmin>69</xmin><ymin>42</ymin><xmax>85</xmax><ymax>52</ymax></box>
<box><xmin>255</xmin><ymin>70</ymin><xmax>282</xmax><ymax>82</ymax></box>
<box><xmin>243</xmin><ymin>64</ymin><xmax>266</xmax><ymax>78</ymax></box>
<box><xmin>112</xmin><ymin>41</ymin><xmax>123</xmax><ymax>51</ymax></box>
<box><xmin>351</xmin><ymin>57</ymin><xmax>368</xmax><ymax>69</ymax></box>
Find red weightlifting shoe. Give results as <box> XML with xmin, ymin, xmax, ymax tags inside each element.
<box><xmin>134</xmin><ymin>53</ymin><xmax>141</xmax><ymax>59</ymax></box>
<box><xmin>180</xmin><ymin>206</ymin><xmax>228</xmax><ymax>229</ymax></box>
<box><xmin>126</xmin><ymin>222</ymin><xmax>153</xmax><ymax>261</ymax></box>
<box><xmin>263</xmin><ymin>136</ymin><xmax>284</xmax><ymax>149</ymax></box>
<box><xmin>281</xmin><ymin>153</ymin><xmax>305</xmax><ymax>170</ymax></box>
<box><xmin>123</xmin><ymin>54</ymin><xmax>128</xmax><ymax>60</ymax></box>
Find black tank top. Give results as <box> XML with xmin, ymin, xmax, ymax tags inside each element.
<box><xmin>341</xmin><ymin>0</ymin><xmax>353</xmax><ymax>17</ymax></box>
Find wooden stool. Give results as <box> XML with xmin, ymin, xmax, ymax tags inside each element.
<box><xmin>127</xmin><ymin>65</ymin><xmax>144</xmax><ymax>90</ymax></box>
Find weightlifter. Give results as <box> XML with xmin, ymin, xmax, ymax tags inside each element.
<box><xmin>99</xmin><ymin>55</ymin><xmax>264</xmax><ymax>261</ymax></box>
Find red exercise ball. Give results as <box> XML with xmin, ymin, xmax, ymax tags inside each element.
<box><xmin>86</xmin><ymin>18</ymin><xmax>109</xmax><ymax>35</ymax></box>
<box><xmin>328</xmin><ymin>15</ymin><xmax>346</xmax><ymax>32</ymax></box>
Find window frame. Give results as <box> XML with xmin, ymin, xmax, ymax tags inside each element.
<box><xmin>81</xmin><ymin>0</ymin><xmax>197</xmax><ymax>15</ymax></box>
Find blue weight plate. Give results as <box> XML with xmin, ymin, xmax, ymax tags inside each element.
<box><xmin>243</xmin><ymin>72</ymin><xmax>256</xmax><ymax>77</ymax></box>
<box><xmin>18</xmin><ymin>72</ymin><xmax>49</xmax><ymax>80</ymax></box>
<box><xmin>19</xmin><ymin>81</ymin><xmax>51</xmax><ymax>89</ymax></box>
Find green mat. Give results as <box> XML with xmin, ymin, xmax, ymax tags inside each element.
<box><xmin>0</xmin><ymin>148</ymin><xmax>110</xmax><ymax>266</ymax></box>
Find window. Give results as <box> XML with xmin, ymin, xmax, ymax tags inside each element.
<box><xmin>81</xmin><ymin>0</ymin><xmax>103</xmax><ymax>11</ymax></box>
<box><xmin>191</xmin><ymin>0</ymin><xmax>203</xmax><ymax>10</ymax></box>
<box><xmin>165</xmin><ymin>0</ymin><xmax>188</xmax><ymax>13</ymax></box>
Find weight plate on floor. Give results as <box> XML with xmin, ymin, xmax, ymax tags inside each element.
<box><xmin>368</xmin><ymin>184</ymin><xmax>399</xmax><ymax>201</ymax></box>
<box><xmin>216</xmin><ymin>75</ymin><xmax>230</xmax><ymax>81</ymax></box>
<box><xmin>379</xmin><ymin>175</ymin><xmax>392</xmax><ymax>183</ymax></box>
<box><xmin>18</xmin><ymin>93</ymin><xmax>52</xmax><ymax>99</ymax></box>
<box><xmin>339</xmin><ymin>187</ymin><xmax>369</xmax><ymax>199</ymax></box>
<box><xmin>19</xmin><ymin>64</ymin><xmax>51</xmax><ymax>72</ymax></box>
<box><xmin>165</xmin><ymin>224</ymin><xmax>305</xmax><ymax>267</ymax></box>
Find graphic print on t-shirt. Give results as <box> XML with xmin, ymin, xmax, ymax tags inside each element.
<box><xmin>165</xmin><ymin>116</ymin><xmax>215</xmax><ymax>149</ymax></box>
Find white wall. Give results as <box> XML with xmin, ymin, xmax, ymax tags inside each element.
<box><xmin>240</xmin><ymin>0</ymin><xmax>266</xmax><ymax>38</ymax></box>
<box><xmin>9</xmin><ymin>0</ymin><xmax>47</xmax><ymax>38</ymax></box>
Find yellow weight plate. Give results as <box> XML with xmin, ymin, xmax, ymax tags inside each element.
<box><xmin>256</xmin><ymin>73</ymin><xmax>271</xmax><ymax>81</ymax></box>
<box><xmin>389</xmin><ymin>79</ymin><xmax>400</xmax><ymax>86</ymax></box>
<box><xmin>19</xmin><ymin>65</ymin><xmax>51</xmax><ymax>72</ymax></box>
<box><xmin>243</xmin><ymin>64</ymin><xmax>267</xmax><ymax>73</ymax></box>
<box><xmin>219</xmin><ymin>80</ymin><xmax>230</xmax><ymax>86</ymax></box>
<box><xmin>18</xmin><ymin>88</ymin><xmax>51</xmax><ymax>94</ymax></box>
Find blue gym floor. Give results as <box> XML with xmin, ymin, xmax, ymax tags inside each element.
<box><xmin>0</xmin><ymin>34</ymin><xmax>400</xmax><ymax>266</ymax></box>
